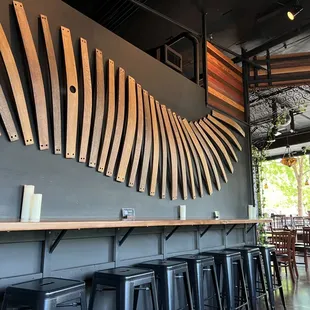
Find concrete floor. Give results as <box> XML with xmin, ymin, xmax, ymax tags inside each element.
<box><xmin>273</xmin><ymin>264</ymin><xmax>310</xmax><ymax>310</ymax></box>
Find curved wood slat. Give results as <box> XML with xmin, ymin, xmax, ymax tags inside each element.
<box><xmin>168</xmin><ymin>109</ymin><xmax>188</xmax><ymax>200</ymax></box>
<box><xmin>139</xmin><ymin>90</ymin><xmax>152</xmax><ymax>192</ymax></box>
<box><xmin>198</xmin><ymin>119</ymin><xmax>234</xmax><ymax>173</ymax></box>
<box><xmin>149</xmin><ymin>96</ymin><xmax>159</xmax><ymax>196</ymax></box>
<box><xmin>207</xmin><ymin>114</ymin><xmax>242</xmax><ymax>151</ymax></box>
<box><xmin>161</xmin><ymin>105</ymin><xmax>178</xmax><ymax>200</ymax></box>
<box><xmin>182</xmin><ymin>118</ymin><xmax>213</xmax><ymax>195</ymax></box>
<box><xmin>128</xmin><ymin>84</ymin><xmax>144</xmax><ymax>186</ymax></box>
<box><xmin>155</xmin><ymin>101</ymin><xmax>167</xmax><ymax>199</ymax></box>
<box><xmin>98</xmin><ymin>59</ymin><xmax>116</xmax><ymax>173</ymax></box>
<box><xmin>212</xmin><ymin>110</ymin><xmax>245</xmax><ymax>137</ymax></box>
<box><xmin>190</xmin><ymin>122</ymin><xmax>221</xmax><ymax>191</ymax></box>
<box><xmin>0</xmin><ymin>84</ymin><xmax>18</xmax><ymax>141</ymax></box>
<box><xmin>61</xmin><ymin>26</ymin><xmax>79</xmax><ymax>159</ymax></box>
<box><xmin>194</xmin><ymin>122</ymin><xmax>228</xmax><ymax>183</ymax></box>
<box><xmin>203</xmin><ymin>118</ymin><xmax>238</xmax><ymax>162</ymax></box>
<box><xmin>116</xmin><ymin>76</ymin><xmax>137</xmax><ymax>182</ymax></box>
<box><xmin>14</xmin><ymin>1</ymin><xmax>49</xmax><ymax>150</ymax></box>
<box><xmin>79</xmin><ymin>38</ymin><xmax>92</xmax><ymax>162</ymax></box>
<box><xmin>178</xmin><ymin>116</ymin><xmax>203</xmax><ymax>197</ymax></box>
<box><xmin>106</xmin><ymin>68</ymin><xmax>125</xmax><ymax>177</ymax></box>
<box><xmin>173</xmin><ymin>113</ymin><xmax>196</xmax><ymax>199</ymax></box>
<box><xmin>89</xmin><ymin>49</ymin><xmax>104</xmax><ymax>168</ymax></box>
<box><xmin>0</xmin><ymin>24</ymin><xmax>33</xmax><ymax>145</ymax></box>
<box><xmin>41</xmin><ymin>15</ymin><xmax>61</xmax><ymax>154</ymax></box>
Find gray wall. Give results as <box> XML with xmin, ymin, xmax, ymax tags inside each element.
<box><xmin>0</xmin><ymin>0</ymin><xmax>254</xmax><ymax>308</ymax></box>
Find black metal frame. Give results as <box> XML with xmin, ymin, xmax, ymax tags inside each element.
<box><xmin>226</xmin><ymin>224</ymin><xmax>237</xmax><ymax>236</ymax></box>
<box><xmin>49</xmin><ymin>230</ymin><xmax>68</xmax><ymax>253</ymax></box>
<box><xmin>165</xmin><ymin>226</ymin><xmax>180</xmax><ymax>241</ymax></box>
<box><xmin>246</xmin><ymin>224</ymin><xmax>256</xmax><ymax>234</ymax></box>
<box><xmin>199</xmin><ymin>225</ymin><xmax>211</xmax><ymax>237</ymax></box>
<box><xmin>118</xmin><ymin>227</ymin><xmax>135</xmax><ymax>246</ymax></box>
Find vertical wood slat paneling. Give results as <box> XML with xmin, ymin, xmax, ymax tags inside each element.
<box><xmin>79</xmin><ymin>38</ymin><xmax>92</xmax><ymax>162</ymax></box>
<box><xmin>116</xmin><ymin>76</ymin><xmax>137</xmax><ymax>183</ymax></box>
<box><xmin>89</xmin><ymin>49</ymin><xmax>104</xmax><ymax>168</ymax></box>
<box><xmin>106</xmin><ymin>68</ymin><xmax>126</xmax><ymax>177</ymax></box>
<box><xmin>0</xmin><ymin>24</ymin><xmax>33</xmax><ymax>145</ymax></box>
<box><xmin>40</xmin><ymin>15</ymin><xmax>62</xmax><ymax>154</ymax></box>
<box><xmin>139</xmin><ymin>90</ymin><xmax>152</xmax><ymax>193</ymax></box>
<box><xmin>98</xmin><ymin>59</ymin><xmax>116</xmax><ymax>173</ymax></box>
<box><xmin>61</xmin><ymin>26</ymin><xmax>79</xmax><ymax>159</ymax></box>
<box><xmin>14</xmin><ymin>1</ymin><xmax>49</xmax><ymax>150</ymax></box>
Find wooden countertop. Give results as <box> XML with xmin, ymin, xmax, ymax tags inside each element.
<box><xmin>0</xmin><ymin>219</ymin><xmax>271</xmax><ymax>232</ymax></box>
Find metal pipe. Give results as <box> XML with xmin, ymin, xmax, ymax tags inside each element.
<box><xmin>202</xmin><ymin>12</ymin><xmax>208</xmax><ymax>105</ymax></box>
<box><xmin>233</xmin><ymin>22</ymin><xmax>310</xmax><ymax>62</ymax></box>
<box><xmin>210</xmin><ymin>41</ymin><xmax>267</xmax><ymax>71</ymax></box>
<box><xmin>166</xmin><ymin>32</ymin><xmax>200</xmax><ymax>84</ymax></box>
<box><xmin>129</xmin><ymin>0</ymin><xmax>200</xmax><ymax>37</ymax></box>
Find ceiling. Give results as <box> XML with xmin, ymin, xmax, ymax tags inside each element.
<box><xmin>64</xmin><ymin>0</ymin><xmax>310</xmax><ymax>152</ymax></box>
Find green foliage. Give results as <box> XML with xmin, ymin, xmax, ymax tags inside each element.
<box><xmin>262</xmin><ymin>155</ymin><xmax>310</xmax><ymax>212</ymax></box>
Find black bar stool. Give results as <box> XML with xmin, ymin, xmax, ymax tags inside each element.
<box><xmin>226</xmin><ymin>247</ymin><xmax>269</xmax><ymax>310</ymax></box>
<box><xmin>201</xmin><ymin>250</ymin><xmax>250</xmax><ymax>310</ymax></box>
<box><xmin>88</xmin><ymin>267</ymin><xmax>159</xmax><ymax>310</ymax></box>
<box><xmin>1</xmin><ymin>277</ymin><xmax>87</xmax><ymax>310</ymax></box>
<box><xmin>169</xmin><ymin>254</ymin><xmax>222</xmax><ymax>310</ymax></box>
<box><xmin>137</xmin><ymin>259</ymin><xmax>194</xmax><ymax>310</ymax></box>
<box><xmin>247</xmin><ymin>245</ymin><xmax>286</xmax><ymax>310</ymax></box>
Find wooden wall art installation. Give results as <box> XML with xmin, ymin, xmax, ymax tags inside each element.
<box><xmin>0</xmin><ymin>2</ymin><xmax>246</xmax><ymax>201</ymax></box>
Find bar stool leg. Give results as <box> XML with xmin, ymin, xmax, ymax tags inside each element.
<box><xmin>257</xmin><ymin>256</ymin><xmax>270</xmax><ymax>310</ymax></box>
<box><xmin>272</xmin><ymin>252</ymin><xmax>286</xmax><ymax>309</ymax></box>
<box><xmin>183</xmin><ymin>269</ymin><xmax>194</xmax><ymax>310</ymax></box>
<box><xmin>116</xmin><ymin>282</ymin><xmax>134</xmax><ymax>310</ymax></box>
<box><xmin>1</xmin><ymin>294</ymin><xmax>8</xmax><ymax>310</ymax></box>
<box><xmin>80</xmin><ymin>290</ymin><xmax>87</xmax><ymax>310</ymax></box>
<box><xmin>150</xmin><ymin>277</ymin><xmax>159</xmax><ymax>310</ymax></box>
<box><xmin>88</xmin><ymin>280</ymin><xmax>97</xmax><ymax>310</ymax></box>
<box><xmin>237</xmin><ymin>260</ymin><xmax>250</xmax><ymax>310</ymax></box>
<box><xmin>133</xmin><ymin>286</ymin><xmax>140</xmax><ymax>310</ymax></box>
<box><xmin>224</xmin><ymin>261</ymin><xmax>234</xmax><ymax>310</ymax></box>
<box><xmin>263</xmin><ymin>250</ymin><xmax>276</xmax><ymax>310</ymax></box>
<box><xmin>210</xmin><ymin>262</ymin><xmax>223</xmax><ymax>310</ymax></box>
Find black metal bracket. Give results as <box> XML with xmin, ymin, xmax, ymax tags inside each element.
<box><xmin>119</xmin><ymin>227</ymin><xmax>135</xmax><ymax>246</ymax></box>
<box><xmin>226</xmin><ymin>224</ymin><xmax>237</xmax><ymax>236</ymax></box>
<box><xmin>200</xmin><ymin>225</ymin><xmax>211</xmax><ymax>238</ymax></box>
<box><xmin>49</xmin><ymin>230</ymin><xmax>67</xmax><ymax>253</ymax></box>
<box><xmin>246</xmin><ymin>224</ymin><xmax>256</xmax><ymax>234</ymax></box>
<box><xmin>165</xmin><ymin>226</ymin><xmax>180</xmax><ymax>241</ymax></box>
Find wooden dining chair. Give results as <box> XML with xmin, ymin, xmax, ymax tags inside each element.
<box><xmin>272</xmin><ymin>230</ymin><xmax>298</xmax><ymax>283</ymax></box>
<box><xmin>271</xmin><ymin>215</ymin><xmax>286</xmax><ymax>231</ymax></box>
<box><xmin>295</xmin><ymin>227</ymin><xmax>310</xmax><ymax>271</ymax></box>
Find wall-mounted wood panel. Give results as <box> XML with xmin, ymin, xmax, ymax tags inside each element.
<box><xmin>207</xmin><ymin>42</ymin><xmax>244</xmax><ymax>121</ymax></box>
<box><xmin>249</xmin><ymin>52</ymin><xmax>310</xmax><ymax>87</ymax></box>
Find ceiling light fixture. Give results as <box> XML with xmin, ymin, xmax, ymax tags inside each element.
<box><xmin>287</xmin><ymin>4</ymin><xmax>303</xmax><ymax>21</ymax></box>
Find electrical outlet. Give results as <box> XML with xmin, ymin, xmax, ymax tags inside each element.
<box><xmin>121</xmin><ymin>208</ymin><xmax>135</xmax><ymax>221</ymax></box>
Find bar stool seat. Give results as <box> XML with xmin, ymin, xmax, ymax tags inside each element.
<box><xmin>226</xmin><ymin>246</ymin><xmax>269</xmax><ymax>310</ymax></box>
<box><xmin>201</xmin><ymin>250</ymin><xmax>249</xmax><ymax>310</ymax></box>
<box><xmin>169</xmin><ymin>254</ymin><xmax>222</xmax><ymax>310</ymax></box>
<box><xmin>137</xmin><ymin>259</ymin><xmax>194</xmax><ymax>310</ymax></box>
<box><xmin>88</xmin><ymin>267</ymin><xmax>159</xmax><ymax>310</ymax></box>
<box><xmin>1</xmin><ymin>277</ymin><xmax>87</xmax><ymax>310</ymax></box>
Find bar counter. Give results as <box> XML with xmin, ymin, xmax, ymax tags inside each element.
<box><xmin>0</xmin><ymin>219</ymin><xmax>271</xmax><ymax>232</ymax></box>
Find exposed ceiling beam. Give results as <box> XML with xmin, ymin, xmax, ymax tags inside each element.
<box><xmin>233</xmin><ymin>22</ymin><xmax>310</xmax><ymax>62</ymax></box>
<box><xmin>267</xmin><ymin>128</ymin><xmax>310</xmax><ymax>149</ymax></box>
<box><xmin>266</xmin><ymin>149</ymin><xmax>310</xmax><ymax>160</ymax></box>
